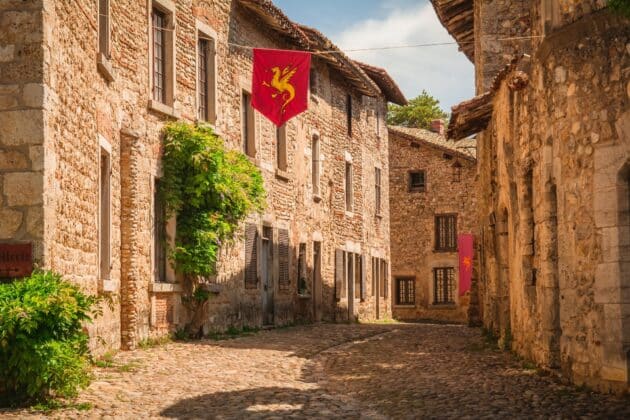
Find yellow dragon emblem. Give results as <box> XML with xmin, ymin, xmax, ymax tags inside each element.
<box><xmin>263</xmin><ymin>65</ymin><xmax>298</xmax><ymax>113</ymax></box>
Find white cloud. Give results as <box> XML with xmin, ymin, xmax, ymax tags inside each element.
<box><xmin>331</xmin><ymin>2</ymin><xmax>474</xmax><ymax>111</ymax></box>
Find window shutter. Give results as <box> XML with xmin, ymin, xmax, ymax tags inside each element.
<box><xmin>360</xmin><ymin>254</ymin><xmax>366</xmax><ymax>301</ymax></box>
<box><xmin>278</xmin><ymin>228</ymin><xmax>290</xmax><ymax>291</ymax></box>
<box><xmin>383</xmin><ymin>260</ymin><xmax>389</xmax><ymax>298</ymax></box>
<box><xmin>244</xmin><ymin>223</ymin><xmax>258</xmax><ymax>289</ymax></box>
<box><xmin>335</xmin><ymin>249</ymin><xmax>344</xmax><ymax>301</ymax></box>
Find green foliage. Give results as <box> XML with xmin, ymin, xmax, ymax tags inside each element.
<box><xmin>0</xmin><ymin>271</ymin><xmax>100</xmax><ymax>405</ymax></box>
<box><xmin>609</xmin><ymin>0</ymin><xmax>630</xmax><ymax>18</ymax></box>
<box><xmin>387</xmin><ymin>90</ymin><xmax>448</xmax><ymax>129</ymax></box>
<box><xmin>160</xmin><ymin>122</ymin><xmax>266</xmax><ymax>277</ymax></box>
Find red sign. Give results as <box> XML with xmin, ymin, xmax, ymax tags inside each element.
<box><xmin>251</xmin><ymin>48</ymin><xmax>311</xmax><ymax>127</ymax></box>
<box><xmin>458</xmin><ymin>234</ymin><xmax>474</xmax><ymax>296</ymax></box>
<box><xmin>0</xmin><ymin>243</ymin><xmax>33</xmax><ymax>279</ymax></box>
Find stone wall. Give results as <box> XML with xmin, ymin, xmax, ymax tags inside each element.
<box><xmin>476</xmin><ymin>8</ymin><xmax>630</xmax><ymax>392</ymax></box>
<box><xmin>1</xmin><ymin>0</ymin><xmax>392</xmax><ymax>351</ymax></box>
<box><xmin>389</xmin><ymin>128</ymin><xmax>477</xmax><ymax>323</ymax></box>
<box><xmin>0</xmin><ymin>0</ymin><xmax>45</xmax><ymax>263</ymax></box>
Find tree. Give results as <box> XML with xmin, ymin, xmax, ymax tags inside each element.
<box><xmin>387</xmin><ymin>90</ymin><xmax>448</xmax><ymax>129</ymax></box>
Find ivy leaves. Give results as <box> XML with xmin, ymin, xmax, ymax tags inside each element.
<box><xmin>160</xmin><ymin>123</ymin><xmax>266</xmax><ymax>277</ymax></box>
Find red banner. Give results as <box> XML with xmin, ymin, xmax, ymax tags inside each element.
<box><xmin>252</xmin><ymin>48</ymin><xmax>311</xmax><ymax>127</ymax></box>
<box><xmin>458</xmin><ymin>234</ymin><xmax>474</xmax><ymax>296</ymax></box>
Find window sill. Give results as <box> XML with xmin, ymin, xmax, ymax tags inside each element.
<box><xmin>313</xmin><ymin>194</ymin><xmax>322</xmax><ymax>203</ymax></box>
<box><xmin>148</xmin><ymin>99</ymin><xmax>180</xmax><ymax>119</ymax></box>
<box><xmin>150</xmin><ymin>282</ymin><xmax>183</xmax><ymax>293</ymax></box>
<box><xmin>275</xmin><ymin>168</ymin><xmax>290</xmax><ymax>181</ymax></box>
<box><xmin>100</xmin><ymin>279</ymin><xmax>118</xmax><ymax>293</ymax></box>
<box><xmin>429</xmin><ymin>303</ymin><xmax>457</xmax><ymax>310</ymax></box>
<box><xmin>97</xmin><ymin>53</ymin><xmax>115</xmax><ymax>82</ymax></box>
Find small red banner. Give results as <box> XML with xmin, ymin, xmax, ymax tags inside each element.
<box><xmin>0</xmin><ymin>243</ymin><xmax>33</xmax><ymax>280</ymax></box>
<box><xmin>252</xmin><ymin>48</ymin><xmax>311</xmax><ymax>127</ymax></box>
<box><xmin>458</xmin><ymin>234</ymin><xmax>474</xmax><ymax>296</ymax></box>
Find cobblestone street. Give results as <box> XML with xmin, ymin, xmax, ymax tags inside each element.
<box><xmin>3</xmin><ymin>323</ymin><xmax>630</xmax><ymax>419</ymax></box>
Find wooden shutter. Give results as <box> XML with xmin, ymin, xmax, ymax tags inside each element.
<box><xmin>278</xmin><ymin>228</ymin><xmax>290</xmax><ymax>291</ymax></box>
<box><xmin>383</xmin><ymin>260</ymin><xmax>389</xmax><ymax>298</ymax></box>
<box><xmin>360</xmin><ymin>254</ymin><xmax>366</xmax><ymax>301</ymax></box>
<box><xmin>244</xmin><ymin>223</ymin><xmax>258</xmax><ymax>289</ymax></box>
<box><xmin>335</xmin><ymin>249</ymin><xmax>344</xmax><ymax>301</ymax></box>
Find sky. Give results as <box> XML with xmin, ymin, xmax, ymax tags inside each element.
<box><xmin>273</xmin><ymin>0</ymin><xmax>474</xmax><ymax>111</ymax></box>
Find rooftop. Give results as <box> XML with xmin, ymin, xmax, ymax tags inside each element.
<box><xmin>430</xmin><ymin>0</ymin><xmax>474</xmax><ymax>62</ymax></box>
<box><xmin>389</xmin><ymin>125</ymin><xmax>477</xmax><ymax>160</ymax></box>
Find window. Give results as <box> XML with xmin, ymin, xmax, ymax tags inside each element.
<box><xmin>99</xmin><ymin>148</ymin><xmax>111</xmax><ymax>281</ymax></box>
<box><xmin>396</xmin><ymin>277</ymin><xmax>415</xmax><ymax>305</ymax></box>
<box><xmin>98</xmin><ymin>0</ymin><xmax>110</xmax><ymax>57</ymax></box>
<box><xmin>433</xmin><ymin>267</ymin><xmax>455</xmax><ymax>304</ymax></box>
<box><xmin>197</xmin><ymin>34</ymin><xmax>216</xmax><ymax>123</ymax></box>
<box><xmin>376</xmin><ymin>109</ymin><xmax>381</xmax><ymax>138</ymax></box>
<box><xmin>435</xmin><ymin>214</ymin><xmax>457</xmax><ymax>251</ymax></box>
<box><xmin>152</xmin><ymin>8</ymin><xmax>166</xmax><ymax>103</ymax></box>
<box><xmin>381</xmin><ymin>259</ymin><xmax>388</xmax><ymax>298</ymax></box>
<box><xmin>242</xmin><ymin>91</ymin><xmax>256</xmax><ymax>157</ymax></box>
<box><xmin>346</xmin><ymin>94</ymin><xmax>353</xmax><ymax>137</ymax></box>
<box><xmin>298</xmin><ymin>243</ymin><xmax>308</xmax><ymax>295</ymax></box>
<box><xmin>312</xmin><ymin>134</ymin><xmax>320</xmax><ymax>196</ymax></box>
<box><xmin>452</xmin><ymin>161</ymin><xmax>462</xmax><ymax>183</ymax></box>
<box><xmin>276</xmin><ymin>125</ymin><xmax>287</xmax><ymax>171</ymax></box>
<box><xmin>409</xmin><ymin>170</ymin><xmax>426</xmax><ymax>192</ymax></box>
<box><xmin>345</xmin><ymin>161</ymin><xmax>353</xmax><ymax>211</ymax></box>
<box><xmin>335</xmin><ymin>249</ymin><xmax>347</xmax><ymax>300</ymax></box>
<box><xmin>154</xmin><ymin>179</ymin><xmax>167</xmax><ymax>282</ymax></box>
<box><xmin>278</xmin><ymin>228</ymin><xmax>290</xmax><ymax>291</ymax></box>
<box><xmin>372</xmin><ymin>257</ymin><xmax>388</xmax><ymax>298</ymax></box>
<box><xmin>375</xmin><ymin>167</ymin><xmax>382</xmax><ymax>215</ymax></box>
<box><xmin>244</xmin><ymin>223</ymin><xmax>258</xmax><ymax>289</ymax></box>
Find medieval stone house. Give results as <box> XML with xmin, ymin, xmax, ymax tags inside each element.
<box><xmin>433</xmin><ymin>0</ymin><xmax>629</xmax><ymax>391</ymax></box>
<box><xmin>388</xmin><ymin>123</ymin><xmax>477</xmax><ymax>323</ymax></box>
<box><xmin>0</xmin><ymin>0</ymin><xmax>405</xmax><ymax>351</ymax></box>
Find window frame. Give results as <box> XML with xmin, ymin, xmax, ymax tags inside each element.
<box><xmin>408</xmin><ymin>170</ymin><xmax>426</xmax><ymax>192</ymax></box>
<box><xmin>433</xmin><ymin>267</ymin><xmax>455</xmax><ymax>305</ymax></box>
<box><xmin>395</xmin><ymin>277</ymin><xmax>415</xmax><ymax>305</ymax></box>
<box><xmin>196</xmin><ymin>21</ymin><xmax>217</xmax><ymax>124</ymax></box>
<box><xmin>98</xmin><ymin>0</ymin><xmax>110</xmax><ymax>58</ymax></box>
<box><xmin>242</xmin><ymin>90</ymin><xmax>256</xmax><ymax>158</ymax></box>
<box><xmin>149</xmin><ymin>0</ymin><xmax>175</xmax><ymax>108</ymax></box>
<box><xmin>452</xmin><ymin>161</ymin><xmax>462</xmax><ymax>183</ymax></box>
<box><xmin>345</xmin><ymin>160</ymin><xmax>353</xmax><ymax>212</ymax></box>
<box><xmin>435</xmin><ymin>213</ymin><xmax>458</xmax><ymax>252</ymax></box>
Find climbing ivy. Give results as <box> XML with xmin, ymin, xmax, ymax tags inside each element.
<box><xmin>609</xmin><ymin>0</ymin><xmax>630</xmax><ymax>18</ymax></box>
<box><xmin>160</xmin><ymin>123</ymin><xmax>266</xmax><ymax>335</ymax></box>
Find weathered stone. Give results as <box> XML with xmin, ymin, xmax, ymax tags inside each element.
<box><xmin>25</xmin><ymin>205</ymin><xmax>43</xmax><ymax>238</ymax></box>
<box><xmin>0</xmin><ymin>150</ymin><xmax>28</xmax><ymax>170</ymax></box>
<box><xmin>0</xmin><ymin>44</ymin><xmax>14</xmax><ymax>62</ymax></box>
<box><xmin>3</xmin><ymin>172</ymin><xmax>43</xmax><ymax>206</ymax></box>
<box><xmin>0</xmin><ymin>110</ymin><xmax>43</xmax><ymax>146</ymax></box>
<box><xmin>0</xmin><ymin>207</ymin><xmax>22</xmax><ymax>238</ymax></box>
<box><xmin>21</xmin><ymin>83</ymin><xmax>44</xmax><ymax>108</ymax></box>
<box><xmin>28</xmin><ymin>145</ymin><xmax>43</xmax><ymax>171</ymax></box>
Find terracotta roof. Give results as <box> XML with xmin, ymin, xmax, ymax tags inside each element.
<box><xmin>447</xmin><ymin>55</ymin><xmax>526</xmax><ymax>140</ymax></box>
<box><xmin>355</xmin><ymin>61</ymin><xmax>407</xmax><ymax>105</ymax></box>
<box><xmin>389</xmin><ymin>126</ymin><xmax>477</xmax><ymax>160</ymax></box>
<box><xmin>236</xmin><ymin>0</ymin><xmax>383</xmax><ymax>98</ymax></box>
<box><xmin>431</xmin><ymin>0</ymin><xmax>474</xmax><ymax>62</ymax></box>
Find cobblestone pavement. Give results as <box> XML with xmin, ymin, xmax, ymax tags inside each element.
<box><xmin>2</xmin><ymin>323</ymin><xmax>630</xmax><ymax>419</ymax></box>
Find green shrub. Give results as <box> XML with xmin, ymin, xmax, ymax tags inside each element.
<box><xmin>0</xmin><ymin>271</ymin><xmax>100</xmax><ymax>405</ymax></box>
<box><xmin>609</xmin><ymin>0</ymin><xmax>630</xmax><ymax>18</ymax></box>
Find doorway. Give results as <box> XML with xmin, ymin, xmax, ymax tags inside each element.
<box><xmin>261</xmin><ymin>226</ymin><xmax>274</xmax><ymax>326</ymax></box>
<box><xmin>313</xmin><ymin>242</ymin><xmax>322</xmax><ymax>322</ymax></box>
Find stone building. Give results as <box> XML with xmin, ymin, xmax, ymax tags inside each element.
<box><xmin>388</xmin><ymin>124</ymin><xmax>477</xmax><ymax>323</ymax></box>
<box><xmin>433</xmin><ymin>0</ymin><xmax>630</xmax><ymax>391</ymax></box>
<box><xmin>0</xmin><ymin>0</ymin><xmax>405</xmax><ymax>351</ymax></box>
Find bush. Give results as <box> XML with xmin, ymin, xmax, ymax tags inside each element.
<box><xmin>0</xmin><ymin>271</ymin><xmax>100</xmax><ymax>405</ymax></box>
<box><xmin>609</xmin><ymin>0</ymin><xmax>630</xmax><ymax>18</ymax></box>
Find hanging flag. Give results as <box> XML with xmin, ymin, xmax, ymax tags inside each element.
<box><xmin>252</xmin><ymin>48</ymin><xmax>311</xmax><ymax>127</ymax></box>
<box><xmin>458</xmin><ymin>234</ymin><xmax>474</xmax><ymax>296</ymax></box>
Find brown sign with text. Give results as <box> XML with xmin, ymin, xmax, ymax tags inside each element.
<box><xmin>0</xmin><ymin>243</ymin><xmax>33</xmax><ymax>279</ymax></box>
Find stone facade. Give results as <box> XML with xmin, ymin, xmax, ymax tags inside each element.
<box><xmin>0</xmin><ymin>0</ymin><xmax>403</xmax><ymax>352</ymax></box>
<box><xmin>436</xmin><ymin>0</ymin><xmax>629</xmax><ymax>392</ymax></box>
<box><xmin>388</xmin><ymin>125</ymin><xmax>477</xmax><ymax>323</ymax></box>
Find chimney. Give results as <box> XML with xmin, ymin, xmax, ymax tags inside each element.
<box><xmin>430</xmin><ymin>119</ymin><xmax>445</xmax><ymax>136</ymax></box>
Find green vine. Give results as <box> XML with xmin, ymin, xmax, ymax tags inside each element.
<box><xmin>609</xmin><ymin>0</ymin><xmax>630</xmax><ymax>18</ymax></box>
<box><xmin>160</xmin><ymin>122</ymin><xmax>266</xmax><ymax>336</ymax></box>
